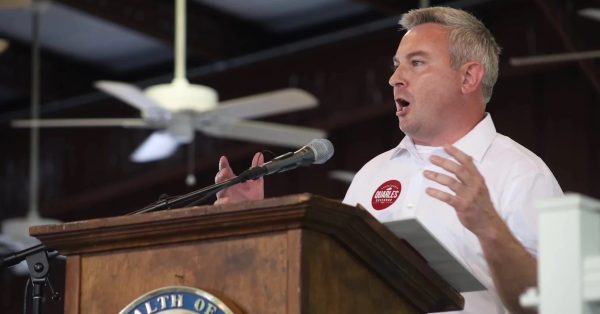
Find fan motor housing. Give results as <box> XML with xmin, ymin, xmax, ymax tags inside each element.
<box><xmin>145</xmin><ymin>80</ymin><xmax>219</xmax><ymax>112</ymax></box>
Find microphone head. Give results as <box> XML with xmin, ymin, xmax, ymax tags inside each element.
<box><xmin>306</xmin><ymin>138</ymin><xmax>334</xmax><ymax>164</ymax></box>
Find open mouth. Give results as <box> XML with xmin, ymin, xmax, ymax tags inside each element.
<box><xmin>396</xmin><ymin>98</ymin><xmax>410</xmax><ymax>110</ymax></box>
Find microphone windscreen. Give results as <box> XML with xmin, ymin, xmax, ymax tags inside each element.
<box><xmin>307</xmin><ymin>139</ymin><xmax>334</xmax><ymax>164</ymax></box>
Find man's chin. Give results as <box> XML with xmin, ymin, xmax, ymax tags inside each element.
<box><xmin>398</xmin><ymin>120</ymin><xmax>410</xmax><ymax>134</ymax></box>
<box><xmin>399</xmin><ymin>122</ymin><xmax>421</xmax><ymax>139</ymax></box>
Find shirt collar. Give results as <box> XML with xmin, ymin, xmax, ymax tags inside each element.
<box><xmin>391</xmin><ymin>135</ymin><xmax>416</xmax><ymax>159</ymax></box>
<box><xmin>453</xmin><ymin>113</ymin><xmax>496</xmax><ymax>163</ymax></box>
<box><xmin>390</xmin><ymin>113</ymin><xmax>496</xmax><ymax>163</ymax></box>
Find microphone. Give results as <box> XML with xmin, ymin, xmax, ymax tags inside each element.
<box><xmin>129</xmin><ymin>139</ymin><xmax>334</xmax><ymax>214</ymax></box>
<box><xmin>237</xmin><ymin>138</ymin><xmax>334</xmax><ymax>181</ymax></box>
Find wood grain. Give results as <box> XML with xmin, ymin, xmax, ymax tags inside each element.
<box><xmin>31</xmin><ymin>193</ymin><xmax>463</xmax><ymax>313</ymax></box>
<box><xmin>64</xmin><ymin>255</ymin><xmax>81</xmax><ymax>314</ymax></box>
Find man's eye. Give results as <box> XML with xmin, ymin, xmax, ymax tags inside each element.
<box><xmin>411</xmin><ymin>60</ymin><xmax>424</xmax><ymax>66</ymax></box>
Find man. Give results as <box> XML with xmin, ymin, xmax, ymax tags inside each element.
<box><xmin>214</xmin><ymin>6</ymin><xmax>562</xmax><ymax>314</ymax></box>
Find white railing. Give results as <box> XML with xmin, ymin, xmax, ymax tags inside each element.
<box><xmin>521</xmin><ymin>193</ymin><xmax>600</xmax><ymax>314</ymax></box>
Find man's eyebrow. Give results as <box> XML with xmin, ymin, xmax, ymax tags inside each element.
<box><xmin>393</xmin><ymin>50</ymin><xmax>430</xmax><ymax>64</ymax></box>
<box><xmin>406</xmin><ymin>50</ymin><xmax>430</xmax><ymax>59</ymax></box>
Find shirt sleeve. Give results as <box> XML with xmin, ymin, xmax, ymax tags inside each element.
<box><xmin>499</xmin><ymin>171</ymin><xmax>563</xmax><ymax>256</ymax></box>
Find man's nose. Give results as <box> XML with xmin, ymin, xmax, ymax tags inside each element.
<box><xmin>388</xmin><ymin>66</ymin><xmax>407</xmax><ymax>87</ymax></box>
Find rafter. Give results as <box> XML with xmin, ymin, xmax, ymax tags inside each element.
<box><xmin>532</xmin><ymin>0</ymin><xmax>600</xmax><ymax>95</ymax></box>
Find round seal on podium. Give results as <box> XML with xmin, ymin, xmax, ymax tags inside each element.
<box><xmin>119</xmin><ymin>286</ymin><xmax>238</xmax><ymax>314</ymax></box>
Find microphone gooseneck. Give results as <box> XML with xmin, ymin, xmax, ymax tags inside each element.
<box><xmin>129</xmin><ymin>138</ymin><xmax>334</xmax><ymax>214</ymax></box>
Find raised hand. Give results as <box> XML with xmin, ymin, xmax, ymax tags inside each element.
<box><xmin>423</xmin><ymin>145</ymin><xmax>504</xmax><ymax>238</ymax></box>
<box><xmin>214</xmin><ymin>152</ymin><xmax>265</xmax><ymax>205</ymax></box>
<box><xmin>424</xmin><ymin>145</ymin><xmax>540</xmax><ymax>314</ymax></box>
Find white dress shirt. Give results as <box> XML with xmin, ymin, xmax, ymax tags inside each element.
<box><xmin>343</xmin><ymin>114</ymin><xmax>563</xmax><ymax>313</ymax></box>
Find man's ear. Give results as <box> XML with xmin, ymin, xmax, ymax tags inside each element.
<box><xmin>460</xmin><ymin>61</ymin><xmax>484</xmax><ymax>95</ymax></box>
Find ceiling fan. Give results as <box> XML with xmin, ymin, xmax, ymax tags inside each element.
<box><xmin>12</xmin><ymin>0</ymin><xmax>326</xmax><ymax>162</ymax></box>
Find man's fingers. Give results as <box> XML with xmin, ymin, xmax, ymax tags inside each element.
<box><xmin>219</xmin><ymin>155</ymin><xmax>229</xmax><ymax>170</ymax></box>
<box><xmin>443</xmin><ymin>145</ymin><xmax>473</xmax><ymax>165</ymax></box>
<box><xmin>253</xmin><ymin>152</ymin><xmax>265</xmax><ymax>183</ymax></box>
<box><xmin>251</xmin><ymin>152</ymin><xmax>264</xmax><ymax>167</ymax></box>
<box><xmin>424</xmin><ymin>170</ymin><xmax>462</xmax><ymax>193</ymax></box>
<box><xmin>429</xmin><ymin>146</ymin><xmax>477</xmax><ymax>184</ymax></box>
<box><xmin>257</xmin><ymin>152</ymin><xmax>264</xmax><ymax>166</ymax></box>
<box><xmin>214</xmin><ymin>196</ymin><xmax>230</xmax><ymax>205</ymax></box>
<box><xmin>216</xmin><ymin>155</ymin><xmax>236</xmax><ymax>183</ymax></box>
<box><xmin>425</xmin><ymin>187</ymin><xmax>459</xmax><ymax>207</ymax></box>
<box><xmin>430</xmin><ymin>155</ymin><xmax>461</xmax><ymax>174</ymax></box>
<box><xmin>215</xmin><ymin>169</ymin><xmax>230</xmax><ymax>183</ymax></box>
<box><xmin>442</xmin><ymin>145</ymin><xmax>479</xmax><ymax>177</ymax></box>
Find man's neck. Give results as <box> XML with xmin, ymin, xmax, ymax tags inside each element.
<box><xmin>411</xmin><ymin>112</ymin><xmax>486</xmax><ymax>146</ymax></box>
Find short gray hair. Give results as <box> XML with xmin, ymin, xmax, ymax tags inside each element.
<box><xmin>399</xmin><ymin>7</ymin><xmax>501</xmax><ymax>104</ymax></box>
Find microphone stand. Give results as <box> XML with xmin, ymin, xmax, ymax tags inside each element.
<box><xmin>1</xmin><ymin>166</ymin><xmax>263</xmax><ymax>312</ymax></box>
<box><xmin>27</xmin><ymin>247</ymin><xmax>49</xmax><ymax>314</ymax></box>
<box><xmin>1</xmin><ymin>244</ymin><xmax>61</xmax><ymax>314</ymax></box>
<box><xmin>0</xmin><ymin>172</ymin><xmax>257</xmax><ymax>313</ymax></box>
<box><xmin>128</xmin><ymin>166</ymin><xmax>266</xmax><ymax>215</ymax></box>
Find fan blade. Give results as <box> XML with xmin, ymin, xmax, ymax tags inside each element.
<box><xmin>200</xmin><ymin>118</ymin><xmax>326</xmax><ymax>148</ymax></box>
<box><xmin>212</xmin><ymin>88</ymin><xmax>318</xmax><ymax>119</ymax></box>
<box><xmin>95</xmin><ymin>81</ymin><xmax>168</xmax><ymax>118</ymax></box>
<box><xmin>11</xmin><ymin>118</ymin><xmax>149</xmax><ymax>128</ymax></box>
<box><xmin>579</xmin><ymin>8</ymin><xmax>600</xmax><ymax>22</ymax></box>
<box><xmin>131</xmin><ymin>131</ymin><xmax>180</xmax><ymax>162</ymax></box>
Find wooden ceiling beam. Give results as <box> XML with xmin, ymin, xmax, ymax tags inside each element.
<box><xmin>532</xmin><ymin>0</ymin><xmax>600</xmax><ymax>95</ymax></box>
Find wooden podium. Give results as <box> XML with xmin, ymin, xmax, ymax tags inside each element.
<box><xmin>30</xmin><ymin>194</ymin><xmax>463</xmax><ymax>313</ymax></box>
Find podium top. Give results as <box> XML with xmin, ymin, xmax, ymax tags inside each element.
<box><xmin>31</xmin><ymin>193</ymin><xmax>463</xmax><ymax>312</ymax></box>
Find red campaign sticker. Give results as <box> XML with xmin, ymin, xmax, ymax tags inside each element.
<box><xmin>371</xmin><ymin>180</ymin><xmax>402</xmax><ymax>210</ymax></box>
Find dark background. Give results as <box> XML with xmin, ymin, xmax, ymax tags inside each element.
<box><xmin>0</xmin><ymin>0</ymin><xmax>599</xmax><ymax>312</ymax></box>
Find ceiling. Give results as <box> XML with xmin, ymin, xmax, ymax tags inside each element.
<box><xmin>0</xmin><ymin>0</ymin><xmax>598</xmax><ymax>222</ymax></box>
<box><xmin>0</xmin><ymin>0</ymin><xmax>386</xmax><ymax>114</ymax></box>
<box><xmin>0</xmin><ymin>0</ymin><xmax>598</xmax><ymax>120</ymax></box>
